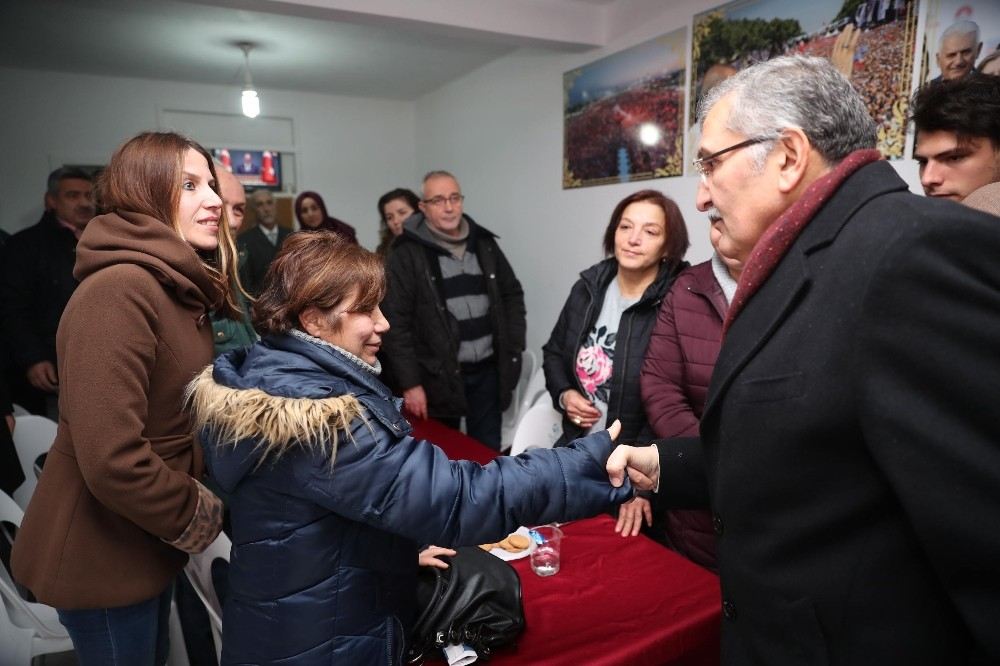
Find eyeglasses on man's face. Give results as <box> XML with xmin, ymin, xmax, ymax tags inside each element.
<box><xmin>423</xmin><ymin>194</ymin><xmax>465</xmax><ymax>207</ymax></box>
<box><xmin>692</xmin><ymin>136</ymin><xmax>773</xmax><ymax>181</ymax></box>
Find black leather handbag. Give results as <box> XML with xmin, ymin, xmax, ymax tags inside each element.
<box><xmin>408</xmin><ymin>546</ymin><xmax>525</xmax><ymax>662</ymax></box>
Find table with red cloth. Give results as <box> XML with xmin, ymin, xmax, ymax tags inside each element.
<box><xmin>410</xmin><ymin>417</ymin><xmax>722</xmax><ymax>666</ymax></box>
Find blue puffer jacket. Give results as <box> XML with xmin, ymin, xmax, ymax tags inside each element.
<box><xmin>188</xmin><ymin>331</ymin><xmax>631</xmax><ymax>665</ymax></box>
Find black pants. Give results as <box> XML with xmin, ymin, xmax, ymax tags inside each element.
<box><xmin>440</xmin><ymin>360</ymin><xmax>501</xmax><ymax>451</ymax></box>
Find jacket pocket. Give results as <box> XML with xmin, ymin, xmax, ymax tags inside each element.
<box><xmin>735</xmin><ymin>370</ymin><xmax>805</xmax><ymax>404</ymax></box>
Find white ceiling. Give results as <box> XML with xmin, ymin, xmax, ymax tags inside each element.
<box><xmin>0</xmin><ymin>0</ymin><xmax>643</xmax><ymax>100</ymax></box>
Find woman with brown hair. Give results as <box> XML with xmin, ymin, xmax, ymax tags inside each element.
<box><xmin>11</xmin><ymin>131</ymin><xmax>241</xmax><ymax>665</ymax></box>
<box><xmin>542</xmin><ymin>189</ymin><xmax>689</xmax><ymax>539</ymax></box>
<box><xmin>375</xmin><ymin>187</ymin><xmax>420</xmax><ymax>257</ymax></box>
<box><xmin>186</xmin><ymin>230</ymin><xmax>631</xmax><ymax>665</ymax></box>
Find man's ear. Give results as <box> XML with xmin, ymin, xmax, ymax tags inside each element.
<box><xmin>297</xmin><ymin>306</ymin><xmax>326</xmax><ymax>339</ymax></box>
<box><xmin>44</xmin><ymin>192</ymin><xmax>55</xmax><ymax>211</ymax></box>
<box><xmin>776</xmin><ymin>128</ymin><xmax>814</xmax><ymax>195</ymax></box>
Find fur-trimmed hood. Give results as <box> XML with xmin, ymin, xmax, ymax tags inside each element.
<box><xmin>188</xmin><ymin>332</ymin><xmax>408</xmax><ymax>493</ymax></box>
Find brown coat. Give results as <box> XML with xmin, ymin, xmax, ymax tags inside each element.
<box><xmin>12</xmin><ymin>211</ymin><xmax>220</xmax><ymax>609</ymax></box>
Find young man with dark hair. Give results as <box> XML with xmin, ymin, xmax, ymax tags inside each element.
<box><xmin>911</xmin><ymin>74</ymin><xmax>1000</xmax><ymax>203</ymax></box>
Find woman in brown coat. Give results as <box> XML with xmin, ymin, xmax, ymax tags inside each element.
<box><xmin>11</xmin><ymin>132</ymin><xmax>242</xmax><ymax>665</ymax></box>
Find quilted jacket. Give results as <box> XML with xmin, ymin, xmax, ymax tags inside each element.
<box><xmin>189</xmin><ymin>332</ymin><xmax>630</xmax><ymax>665</ymax></box>
<box><xmin>640</xmin><ymin>260</ymin><xmax>726</xmax><ymax>570</ymax></box>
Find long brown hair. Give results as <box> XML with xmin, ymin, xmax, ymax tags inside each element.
<box><xmin>253</xmin><ymin>230</ymin><xmax>385</xmax><ymax>335</ymax></box>
<box><xmin>99</xmin><ymin>132</ymin><xmax>244</xmax><ymax>318</ymax></box>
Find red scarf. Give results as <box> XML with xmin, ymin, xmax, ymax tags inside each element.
<box><xmin>723</xmin><ymin>149</ymin><xmax>882</xmax><ymax>333</ymax></box>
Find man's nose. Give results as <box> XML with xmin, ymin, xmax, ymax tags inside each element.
<box><xmin>695</xmin><ymin>179</ymin><xmax>712</xmax><ymax>212</ymax></box>
<box><xmin>920</xmin><ymin>162</ymin><xmax>943</xmax><ymax>189</ymax></box>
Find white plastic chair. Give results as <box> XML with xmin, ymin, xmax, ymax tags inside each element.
<box><xmin>11</xmin><ymin>415</ymin><xmax>58</xmax><ymax>510</ymax></box>
<box><xmin>10</xmin><ymin>404</ymin><xmax>30</xmax><ymax>417</ymax></box>
<box><xmin>0</xmin><ymin>490</ymin><xmax>74</xmax><ymax>664</ymax></box>
<box><xmin>500</xmin><ymin>350</ymin><xmax>539</xmax><ymax>451</ymax></box>
<box><xmin>509</xmin><ymin>401</ymin><xmax>564</xmax><ymax>457</ymax></box>
<box><xmin>183</xmin><ymin>531</ymin><xmax>231</xmax><ymax>661</ymax></box>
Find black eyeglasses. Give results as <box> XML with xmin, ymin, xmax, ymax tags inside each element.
<box><xmin>692</xmin><ymin>137</ymin><xmax>774</xmax><ymax>180</ymax></box>
<box><xmin>423</xmin><ymin>194</ymin><xmax>465</xmax><ymax>207</ymax></box>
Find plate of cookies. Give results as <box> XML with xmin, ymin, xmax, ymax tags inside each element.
<box><xmin>478</xmin><ymin>526</ymin><xmax>535</xmax><ymax>561</ymax></box>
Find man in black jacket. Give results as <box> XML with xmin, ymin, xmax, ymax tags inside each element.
<box><xmin>0</xmin><ymin>167</ymin><xmax>94</xmax><ymax>416</ymax></box>
<box><xmin>381</xmin><ymin>171</ymin><xmax>525</xmax><ymax>450</ymax></box>
<box><xmin>609</xmin><ymin>56</ymin><xmax>1000</xmax><ymax>664</ymax></box>
<box><xmin>237</xmin><ymin>189</ymin><xmax>290</xmax><ymax>296</ymax></box>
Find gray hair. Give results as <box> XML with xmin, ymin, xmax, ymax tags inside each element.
<box><xmin>940</xmin><ymin>20</ymin><xmax>980</xmax><ymax>48</ymax></box>
<box><xmin>46</xmin><ymin>166</ymin><xmax>92</xmax><ymax>197</ymax></box>
<box><xmin>696</xmin><ymin>55</ymin><xmax>877</xmax><ymax>169</ymax></box>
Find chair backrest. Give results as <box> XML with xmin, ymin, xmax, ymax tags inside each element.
<box><xmin>0</xmin><ymin>490</ymin><xmax>73</xmax><ymax>652</ymax></box>
<box><xmin>11</xmin><ymin>416</ymin><xmax>58</xmax><ymax>511</ymax></box>
<box><xmin>500</xmin><ymin>350</ymin><xmax>541</xmax><ymax>451</ymax></box>
<box><xmin>10</xmin><ymin>404</ymin><xmax>30</xmax><ymax>417</ymax></box>
<box><xmin>183</xmin><ymin>531</ymin><xmax>232</xmax><ymax>661</ymax></box>
<box><xmin>519</xmin><ymin>367</ymin><xmax>548</xmax><ymax>415</ymax></box>
<box><xmin>509</xmin><ymin>402</ymin><xmax>564</xmax><ymax>457</ymax></box>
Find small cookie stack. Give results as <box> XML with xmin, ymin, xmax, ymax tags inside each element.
<box><xmin>479</xmin><ymin>533</ymin><xmax>530</xmax><ymax>553</ymax></box>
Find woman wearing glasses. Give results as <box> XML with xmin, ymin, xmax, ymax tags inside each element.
<box><xmin>542</xmin><ymin>189</ymin><xmax>688</xmax><ymax>538</ymax></box>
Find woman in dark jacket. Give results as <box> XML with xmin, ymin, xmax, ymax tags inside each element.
<box><xmin>542</xmin><ymin>189</ymin><xmax>688</xmax><ymax>538</ymax></box>
<box><xmin>187</xmin><ymin>231</ymin><xmax>631</xmax><ymax>665</ymax></box>
<box><xmin>294</xmin><ymin>190</ymin><xmax>358</xmax><ymax>244</ymax></box>
<box><xmin>375</xmin><ymin>187</ymin><xmax>420</xmax><ymax>259</ymax></box>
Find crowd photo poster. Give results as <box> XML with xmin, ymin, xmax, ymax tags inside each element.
<box><xmin>690</xmin><ymin>0</ymin><xmax>920</xmax><ymax>163</ymax></box>
<box><xmin>920</xmin><ymin>0</ymin><xmax>1000</xmax><ymax>83</ymax></box>
<box><xmin>563</xmin><ymin>28</ymin><xmax>687</xmax><ymax>189</ymax></box>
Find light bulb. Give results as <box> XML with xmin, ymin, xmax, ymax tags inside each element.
<box><xmin>241</xmin><ymin>89</ymin><xmax>260</xmax><ymax>119</ymax></box>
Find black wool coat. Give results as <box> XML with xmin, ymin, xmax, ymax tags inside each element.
<box><xmin>656</xmin><ymin>161</ymin><xmax>1000</xmax><ymax>665</ymax></box>
<box><xmin>380</xmin><ymin>215</ymin><xmax>526</xmax><ymax>418</ymax></box>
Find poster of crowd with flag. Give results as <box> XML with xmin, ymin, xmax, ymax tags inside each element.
<box><xmin>689</xmin><ymin>0</ymin><xmax>920</xmax><ymax>164</ymax></box>
<box><xmin>563</xmin><ymin>28</ymin><xmax>687</xmax><ymax>189</ymax></box>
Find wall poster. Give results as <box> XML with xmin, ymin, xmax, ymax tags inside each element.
<box><xmin>690</xmin><ymin>0</ymin><xmax>920</xmax><ymax>162</ymax></box>
<box><xmin>563</xmin><ymin>28</ymin><xmax>687</xmax><ymax>189</ymax></box>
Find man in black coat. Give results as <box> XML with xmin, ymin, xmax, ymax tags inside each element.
<box><xmin>381</xmin><ymin>171</ymin><xmax>525</xmax><ymax>450</ymax></box>
<box><xmin>0</xmin><ymin>167</ymin><xmax>94</xmax><ymax>416</ymax></box>
<box><xmin>237</xmin><ymin>189</ymin><xmax>290</xmax><ymax>296</ymax></box>
<box><xmin>608</xmin><ymin>56</ymin><xmax>1000</xmax><ymax>664</ymax></box>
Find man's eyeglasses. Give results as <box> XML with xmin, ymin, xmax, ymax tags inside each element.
<box><xmin>692</xmin><ymin>137</ymin><xmax>773</xmax><ymax>180</ymax></box>
<box><xmin>423</xmin><ymin>194</ymin><xmax>465</xmax><ymax>207</ymax></box>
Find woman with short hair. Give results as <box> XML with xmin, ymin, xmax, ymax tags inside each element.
<box><xmin>542</xmin><ymin>189</ymin><xmax>688</xmax><ymax>538</ymax></box>
<box><xmin>187</xmin><ymin>230</ymin><xmax>631</xmax><ymax>665</ymax></box>
<box><xmin>12</xmin><ymin>131</ymin><xmax>241</xmax><ymax>664</ymax></box>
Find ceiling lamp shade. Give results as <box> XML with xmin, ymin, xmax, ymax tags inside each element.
<box><xmin>239</xmin><ymin>42</ymin><xmax>260</xmax><ymax>119</ymax></box>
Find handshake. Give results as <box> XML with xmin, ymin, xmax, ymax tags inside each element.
<box><xmin>604</xmin><ymin>420</ymin><xmax>661</xmax><ymax>493</ymax></box>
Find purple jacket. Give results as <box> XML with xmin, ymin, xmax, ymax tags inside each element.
<box><xmin>640</xmin><ymin>260</ymin><xmax>727</xmax><ymax>570</ymax></box>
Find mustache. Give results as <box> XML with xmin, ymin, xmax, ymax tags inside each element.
<box><xmin>707</xmin><ymin>208</ymin><xmax>723</xmax><ymax>223</ymax></box>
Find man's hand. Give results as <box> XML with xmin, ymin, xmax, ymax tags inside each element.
<box><xmin>418</xmin><ymin>545</ymin><xmax>457</xmax><ymax>569</ymax></box>
<box><xmin>607</xmin><ymin>444</ymin><xmax>660</xmax><ymax>492</ymax></box>
<box><xmin>561</xmin><ymin>389</ymin><xmax>601</xmax><ymax>430</ymax></box>
<box><xmin>831</xmin><ymin>24</ymin><xmax>860</xmax><ymax>78</ymax></box>
<box><xmin>615</xmin><ymin>496</ymin><xmax>653</xmax><ymax>537</ymax></box>
<box><xmin>402</xmin><ymin>385</ymin><xmax>428</xmax><ymax>420</ymax></box>
<box><xmin>26</xmin><ymin>361</ymin><xmax>58</xmax><ymax>392</ymax></box>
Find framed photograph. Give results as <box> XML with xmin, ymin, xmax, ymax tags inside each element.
<box><xmin>690</xmin><ymin>0</ymin><xmax>920</xmax><ymax>161</ymax></box>
<box><xmin>920</xmin><ymin>0</ymin><xmax>1000</xmax><ymax>83</ymax></box>
<box><xmin>563</xmin><ymin>28</ymin><xmax>687</xmax><ymax>189</ymax></box>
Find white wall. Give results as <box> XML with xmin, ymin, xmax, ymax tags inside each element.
<box><xmin>0</xmin><ymin>66</ymin><xmax>417</xmax><ymax>249</ymax></box>
<box><xmin>414</xmin><ymin>0</ymin><xmax>924</xmax><ymax>355</ymax></box>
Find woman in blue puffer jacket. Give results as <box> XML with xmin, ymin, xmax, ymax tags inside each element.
<box><xmin>187</xmin><ymin>230</ymin><xmax>632</xmax><ymax>665</ymax></box>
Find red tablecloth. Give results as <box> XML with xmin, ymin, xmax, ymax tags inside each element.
<box><xmin>411</xmin><ymin>418</ymin><xmax>721</xmax><ymax>666</ymax></box>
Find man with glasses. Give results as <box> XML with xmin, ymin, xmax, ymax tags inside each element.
<box><xmin>608</xmin><ymin>56</ymin><xmax>1000</xmax><ymax>663</ymax></box>
<box><xmin>381</xmin><ymin>170</ymin><xmax>525</xmax><ymax>449</ymax></box>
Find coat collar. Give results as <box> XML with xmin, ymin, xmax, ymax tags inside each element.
<box><xmin>702</xmin><ymin>159</ymin><xmax>909</xmax><ymax>421</ymax></box>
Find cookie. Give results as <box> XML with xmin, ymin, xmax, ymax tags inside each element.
<box><xmin>506</xmin><ymin>534</ymin><xmax>530</xmax><ymax>550</ymax></box>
